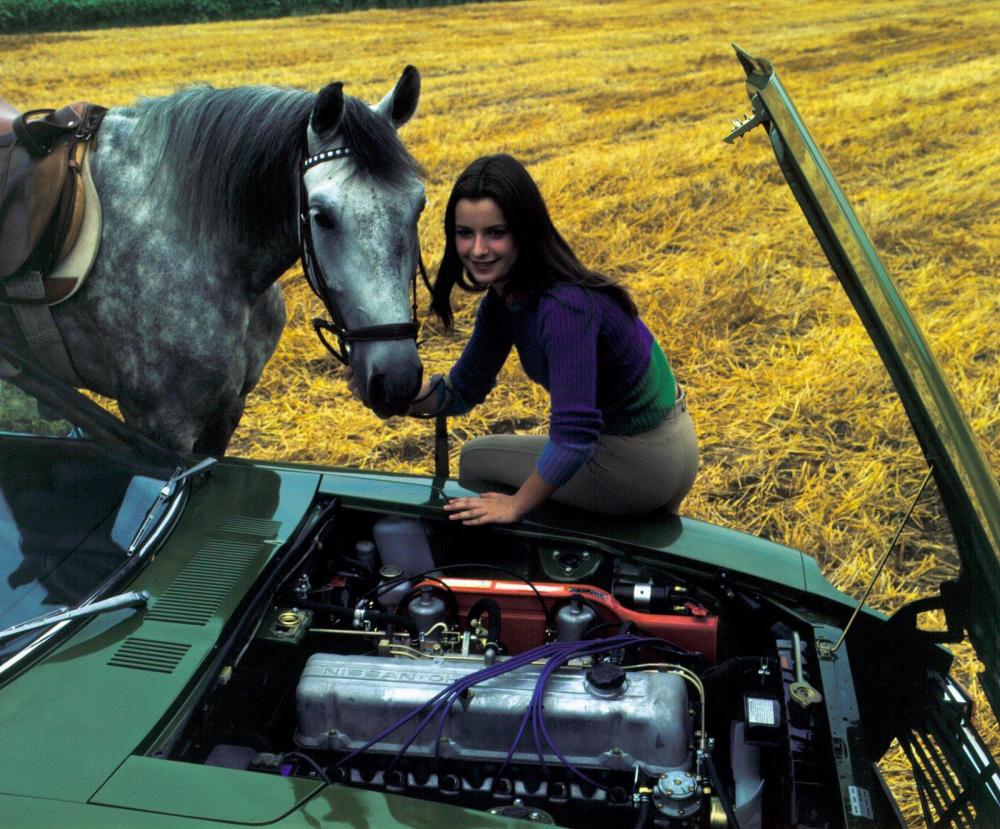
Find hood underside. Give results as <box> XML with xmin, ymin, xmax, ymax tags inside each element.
<box><xmin>727</xmin><ymin>46</ymin><xmax>1000</xmax><ymax>714</ymax></box>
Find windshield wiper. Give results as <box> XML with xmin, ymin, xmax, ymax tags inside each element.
<box><xmin>0</xmin><ymin>590</ymin><xmax>150</xmax><ymax>643</ymax></box>
<box><xmin>129</xmin><ymin>456</ymin><xmax>217</xmax><ymax>554</ymax></box>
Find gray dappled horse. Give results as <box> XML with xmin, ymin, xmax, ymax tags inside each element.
<box><xmin>6</xmin><ymin>69</ymin><xmax>426</xmax><ymax>454</ymax></box>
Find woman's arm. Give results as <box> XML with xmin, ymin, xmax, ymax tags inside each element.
<box><xmin>444</xmin><ymin>470</ymin><xmax>557</xmax><ymax>525</ymax></box>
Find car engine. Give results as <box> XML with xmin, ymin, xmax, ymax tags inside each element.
<box><xmin>171</xmin><ymin>508</ymin><xmax>825</xmax><ymax>828</ymax></box>
<box><xmin>296</xmin><ymin>652</ymin><xmax>691</xmax><ymax>774</ymax></box>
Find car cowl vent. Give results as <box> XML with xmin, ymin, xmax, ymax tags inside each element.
<box><xmin>146</xmin><ymin>538</ymin><xmax>267</xmax><ymax>626</ymax></box>
<box><xmin>107</xmin><ymin>637</ymin><xmax>192</xmax><ymax>673</ymax></box>
<box><xmin>218</xmin><ymin>516</ymin><xmax>280</xmax><ymax>537</ymax></box>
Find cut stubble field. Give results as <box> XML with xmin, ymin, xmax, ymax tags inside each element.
<box><xmin>1</xmin><ymin>1</ymin><xmax>997</xmax><ymax>822</ymax></box>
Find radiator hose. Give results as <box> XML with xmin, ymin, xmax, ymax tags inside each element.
<box><xmin>466</xmin><ymin>597</ymin><xmax>502</xmax><ymax>647</ymax></box>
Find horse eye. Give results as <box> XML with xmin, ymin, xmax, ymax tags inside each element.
<box><xmin>312</xmin><ymin>210</ymin><xmax>336</xmax><ymax>231</ymax></box>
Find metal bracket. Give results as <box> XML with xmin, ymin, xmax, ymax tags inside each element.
<box><xmin>723</xmin><ymin>95</ymin><xmax>769</xmax><ymax>143</ymax></box>
<box><xmin>886</xmin><ymin>579</ymin><xmax>967</xmax><ymax>645</ymax></box>
<box><xmin>816</xmin><ymin>639</ymin><xmax>837</xmax><ymax>661</ymax></box>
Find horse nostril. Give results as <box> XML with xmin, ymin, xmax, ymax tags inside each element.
<box><xmin>367</xmin><ymin>372</ymin><xmax>387</xmax><ymax>409</ymax></box>
<box><xmin>358</xmin><ymin>347</ymin><xmax>422</xmax><ymax>416</ymax></box>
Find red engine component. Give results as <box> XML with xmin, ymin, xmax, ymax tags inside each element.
<box><xmin>431</xmin><ymin>578</ymin><xmax>718</xmax><ymax>662</ymax></box>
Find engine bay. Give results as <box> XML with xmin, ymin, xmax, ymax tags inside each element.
<box><xmin>164</xmin><ymin>503</ymin><xmax>843</xmax><ymax>828</ymax></box>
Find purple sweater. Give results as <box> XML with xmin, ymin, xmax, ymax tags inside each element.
<box><xmin>447</xmin><ymin>284</ymin><xmax>676</xmax><ymax>486</ymax></box>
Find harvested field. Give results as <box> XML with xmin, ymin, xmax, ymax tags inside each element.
<box><xmin>1</xmin><ymin>1</ymin><xmax>997</xmax><ymax>822</ymax></box>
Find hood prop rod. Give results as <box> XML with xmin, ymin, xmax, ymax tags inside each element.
<box><xmin>819</xmin><ymin>464</ymin><xmax>934</xmax><ymax>658</ymax></box>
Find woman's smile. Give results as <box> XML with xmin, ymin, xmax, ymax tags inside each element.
<box><xmin>469</xmin><ymin>257</ymin><xmax>500</xmax><ymax>274</ymax></box>
<box><xmin>455</xmin><ymin>197</ymin><xmax>518</xmax><ymax>288</ymax></box>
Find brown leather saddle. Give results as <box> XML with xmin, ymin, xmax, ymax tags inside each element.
<box><xmin>0</xmin><ymin>98</ymin><xmax>107</xmax><ymax>303</ymax></box>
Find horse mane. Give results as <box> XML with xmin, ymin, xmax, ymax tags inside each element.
<box><xmin>131</xmin><ymin>84</ymin><xmax>422</xmax><ymax>249</ymax></box>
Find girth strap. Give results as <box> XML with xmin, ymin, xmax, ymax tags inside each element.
<box><xmin>5</xmin><ymin>270</ymin><xmax>83</xmax><ymax>386</ymax></box>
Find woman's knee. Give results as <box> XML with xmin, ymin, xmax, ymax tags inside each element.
<box><xmin>457</xmin><ymin>434</ymin><xmax>545</xmax><ymax>492</ymax></box>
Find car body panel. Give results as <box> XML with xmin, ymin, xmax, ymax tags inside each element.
<box><xmin>0</xmin><ymin>786</ymin><xmax>511</xmax><ymax>829</ymax></box>
<box><xmin>731</xmin><ymin>46</ymin><xmax>1000</xmax><ymax>712</ymax></box>
<box><xmin>0</xmin><ymin>462</ymin><xmax>318</xmax><ymax>803</ymax></box>
<box><xmin>91</xmin><ymin>757</ymin><xmax>511</xmax><ymax>826</ymax></box>
<box><xmin>91</xmin><ymin>757</ymin><xmax>322</xmax><ymax>822</ymax></box>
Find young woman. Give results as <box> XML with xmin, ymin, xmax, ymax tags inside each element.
<box><xmin>364</xmin><ymin>153</ymin><xmax>698</xmax><ymax>525</ymax></box>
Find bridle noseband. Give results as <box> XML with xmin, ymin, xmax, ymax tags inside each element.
<box><xmin>299</xmin><ymin>145</ymin><xmax>429</xmax><ymax>366</ymax></box>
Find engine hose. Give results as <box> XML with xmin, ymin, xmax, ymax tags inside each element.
<box><xmin>632</xmin><ymin>796</ymin><xmax>653</xmax><ymax>829</ymax></box>
<box><xmin>704</xmin><ymin>752</ymin><xmax>742</xmax><ymax>829</ymax></box>
<box><xmin>466</xmin><ymin>598</ymin><xmax>502</xmax><ymax>646</ymax></box>
<box><xmin>608</xmin><ymin>620</ymin><xmax>636</xmax><ymax>664</ymax></box>
<box><xmin>366</xmin><ymin>609</ymin><xmax>419</xmax><ymax>639</ymax></box>
<box><xmin>294</xmin><ymin>600</ymin><xmax>419</xmax><ymax>638</ymax></box>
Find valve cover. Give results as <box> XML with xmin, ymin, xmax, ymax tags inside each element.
<box><xmin>295</xmin><ymin>653</ymin><xmax>691</xmax><ymax>773</ymax></box>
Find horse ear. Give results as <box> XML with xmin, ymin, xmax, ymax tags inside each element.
<box><xmin>374</xmin><ymin>65</ymin><xmax>420</xmax><ymax>129</ymax></box>
<box><xmin>311</xmin><ymin>81</ymin><xmax>345</xmax><ymax>137</ymax></box>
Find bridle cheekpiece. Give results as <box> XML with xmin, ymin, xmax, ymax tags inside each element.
<box><xmin>298</xmin><ymin>145</ymin><xmax>426</xmax><ymax>366</ymax></box>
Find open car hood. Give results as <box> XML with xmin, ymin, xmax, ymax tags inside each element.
<box><xmin>727</xmin><ymin>47</ymin><xmax>1000</xmax><ymax>713</ymax></box>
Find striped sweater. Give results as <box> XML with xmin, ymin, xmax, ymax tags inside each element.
<box><xmin>447</xmin><ymin>283</ymin><xmax>676</xmax><ymax>487</ymax></box>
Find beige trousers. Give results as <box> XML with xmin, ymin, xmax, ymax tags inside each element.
<box><xmin>458</xmin><ymin>402</ymin><xmax>698</xmax><ymax>515</ymax></box>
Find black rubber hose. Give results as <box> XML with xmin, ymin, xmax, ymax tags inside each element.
<box><xmin>366</xmin><ymin>609</ymin><xmax>417</xmax><ymax>637</ymax></box>
<box><xmin>466</xmin><ymin>597</ymin><xmax>502</xmax><ymax>644</ymax></box>
<box><xmin>704</xmin><ymin>752</ymin><xmax>742</xmax><ymax>829</ymax></box>
<box><xmin>294</xmin><ymin>600</ymin><xmax>419</xmax><ymax>638</ymax></box>
<box><xmin>294</xmin><ymin>599</ymin><xmax>351</xmax><ymax>617</ymax></box>
<box><xmin>632</xmin><ymin>795</ymin><xmax>653</xmax><ymax>829</ymax></box>
<box><xmin>609</xmin><ymin>620</ymin><xmax>636</xmax><ymax>664</ymax></box>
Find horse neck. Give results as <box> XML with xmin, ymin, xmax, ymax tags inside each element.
<box><xmin>232</xmin><ymin>223</ymin><xmax>301</xmax><ymax>297</ymax></box>
<box><xmin>108</xmin><ymin>93</ymin><xmax>307</xmax><ymax>294</ymax></box>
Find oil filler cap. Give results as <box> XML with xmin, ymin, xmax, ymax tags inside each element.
<box><xmin>586</xmin><ymin>662</ymin><xmax>626</xmax><ymax>692</ymax></box>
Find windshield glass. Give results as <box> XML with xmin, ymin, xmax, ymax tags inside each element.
<box><xmin>0</xmin><ymin>375</ymin><xmax>166</xmax><ymax>660</ymax></box>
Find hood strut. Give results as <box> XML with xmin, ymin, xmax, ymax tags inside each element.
<box><xmin>819</xmin><ymin>464</ymin><xmax>934</xmax><ymax>659</ymax></box>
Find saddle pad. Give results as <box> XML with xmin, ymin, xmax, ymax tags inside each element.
<box><xmin>47</xmin><ymin>147</ymin><xmax>101</xmax><ymax>304</ymax></box>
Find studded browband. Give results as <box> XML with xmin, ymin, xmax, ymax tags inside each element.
<box><xmin>302</xmin><ymin>146</ymin><xmax>352</xmax><ymax>171</ymax></box>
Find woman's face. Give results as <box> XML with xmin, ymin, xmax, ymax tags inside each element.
<box><xmin>454</xmin><ymin>197</ymin><xmax>518</xmax><ymax>289</ymax></box>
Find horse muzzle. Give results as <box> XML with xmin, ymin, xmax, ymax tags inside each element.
<box><xmin>351</xmin><ymin>339</ymin><xmax>423</xmax><ymax>418</ymax></box>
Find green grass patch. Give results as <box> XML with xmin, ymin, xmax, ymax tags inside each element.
<box><xmin>0</xmin><ymin>0</ymin><xmax>485</xmax><ymax>34</ymax></box>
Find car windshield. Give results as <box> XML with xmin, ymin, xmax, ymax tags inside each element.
<box><xmin>0</xmin><ymin>374</ymin><xmax>169</xmax><ymax>662</ymax></box>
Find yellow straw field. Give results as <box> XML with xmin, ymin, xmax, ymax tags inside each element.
<box><xmin>2</xmin><ymin>1</ymin><xmax>997</xmax><ymax>821</ymax></box>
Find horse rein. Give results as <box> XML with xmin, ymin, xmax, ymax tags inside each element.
<box><xmin>298</xmin><ymin>145</ymin><xmax>430</xmax><ymax>366</ymax></box>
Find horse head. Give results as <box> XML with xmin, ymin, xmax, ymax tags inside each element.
<box><xmin>302</xmin><ymin>67</ymin><xmax>425</xmax><ymax>418</ymax></box>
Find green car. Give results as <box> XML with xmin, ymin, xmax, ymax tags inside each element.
<box><xmin>1</xmin><ymin>49</ymin><xmax>997</xmax><ymax>828</ymax></box>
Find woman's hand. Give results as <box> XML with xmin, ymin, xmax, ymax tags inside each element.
<box><xmin>445</xmin><ymin>471</ymin><xmax>557</xmax><ymax>526</ymax></box>
<box><xmin>408</xmin><ymin>374</ymin><xmax>450</xmax><ymax>418</ymax></box>
<box><xmin>444</xmin><ymin>492</ymin><xmax>524</xmax><ymax>525</ymax></box>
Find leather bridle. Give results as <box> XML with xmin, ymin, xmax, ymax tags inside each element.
<box><xmin>298</xmin><ymin>145</ymin><xmax>429</xmax><ymax>366</ymax></box>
